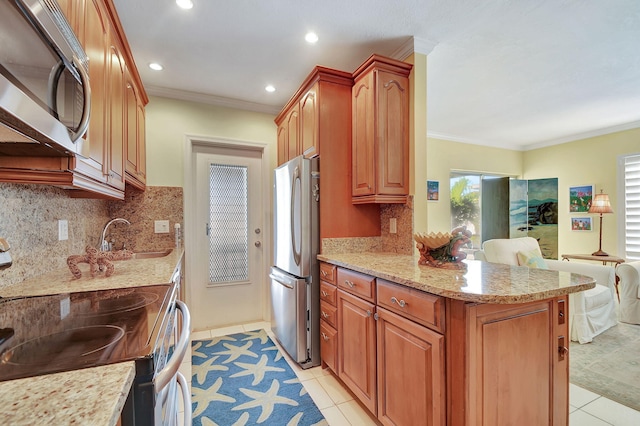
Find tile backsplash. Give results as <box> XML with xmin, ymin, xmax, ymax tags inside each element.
<box><xmin>0</xmin><ymin>184</ymin><xmax>183</xmax><ymax>289</ymax></box>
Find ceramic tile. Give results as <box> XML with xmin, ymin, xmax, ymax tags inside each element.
<box><xmin>570</xmin><ymin>404</ymin><xmax>579</xmax><ymax>413</ymax></box>
<box><xmin>337</xmin><ymin>400</ymin><xmax>379</xmax><ymax>425</ymax></box>
<box><xmin>317</xmin><ymin>374</ymin><xmax>354</xmax><ymax>405</ymax></box>
<box><xmin>581</xmin><ymin>397</ymin><xmax>640</xmax><ymax>426</ymax></box>
<box><xmin>570</xmin><ymin>383</ymin><xmax>601</xmax><ymax>408</ymax></box>
<box><xmin>301</xmin><ymin>378</ymin><xmax>335</xmax><ymax>410</ymax></box>
<box><xmin>320</xmin><ymin>406</ymin><xmax>351</xmax><ymax>426</ymax></box>
<box><xmin>190</xmin><ymin>330</ymin><xmax>212</xmax><ymax>341</ymax></box>
<box><xmin>569</xmin><ymin>410</ymin><xmax>612</xmax><ymax>425</ymax></box>
<box><xmin>210</xmin><ymin>325</ymin><xmax>244</xmax><ymax>337</ymax></box>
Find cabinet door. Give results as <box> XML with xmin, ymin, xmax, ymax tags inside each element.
<box><xmin>466</xmin><ymin>300</ymin><xmax>560</xmax><ymax>426</ymax></box>
<box><xmin>136</xmin><ymin>100</ymin><xmax>146</xmax><ymax>183</ymax></box>
<box><xmin>125</xmin><ymin>72</ymin><xmax>146</xmax><ymax>189</ymax></box>
<box><xmin>75</xmin><ymin>0</ymin><xmax>108</xmax><ymax>184</ymax></box>
<box><xmin>106</xmin><ymin>37</ymin><xmax>126</xmax><ymax>191</ymax></box>
<box><xmin>300</xmin><ymin>85</ymin><xmax>318</xmax><ymax>158</ymax></box>
<box><xmin>376</xmin><ymin>70</ymin><xmax>409</xmax><ymax>195</ymax></box>
<box><xmin>286</xmin><ymin>104</ymin><xmax>300</xmax><ymax>161</ymax></box>
<box><xmin>352</xmin><ymin>72</ymin><xmax>375</xmax><ymax>197</ymax></box>
<box><xmin>320</xmin><ymin>321</ymin><xmax>338</xmax><ymax>373</ymax></box>
<box><xmin>377</xmin><ymin>307</ymin><xmax>445</xmax><ymax>426</ymax></box>
<box><xmin>277</xmin><ymin>124</ymin><xmax>288</xmax><ymax>165</ymax></box>
<box><xmin>337</xmin><ymin>289</ymin><xmax>377</xmax><ymax>414</ymax></box>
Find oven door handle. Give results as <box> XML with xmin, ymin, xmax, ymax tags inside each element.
<box><xmin>155</xmin><ymin>300</ymin><xmax>191</xmax><ymax>392</ymax></box>
<box><xmin>176</xmin><ymin>371</ymin><xmax>191</xmax><ymax>425</ymax></box>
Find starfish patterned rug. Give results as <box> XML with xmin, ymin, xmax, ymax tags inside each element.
<box><xmin>191</xmin><ymin>329</ymin><xmax>327</xmax><ymax>426</ymax></box>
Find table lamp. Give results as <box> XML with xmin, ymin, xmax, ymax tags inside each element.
<box><xmin>588</xmin><ymin>190</ymin><xmax>613</xmax><ymax>256</ymax></box>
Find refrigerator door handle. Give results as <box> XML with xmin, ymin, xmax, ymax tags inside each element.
<box><xmin>291</xmin><ymin>165</ymin><xmax>301</xmax><ymax>266</ymax></box>
<box><xmin>269</xmin><ymin>273</ymin><xmax>295</xmax><ymax>289</ymax></box>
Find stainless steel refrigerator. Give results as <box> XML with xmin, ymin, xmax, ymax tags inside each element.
<box><xmin>269</xmin><ymin>155</ymin><xmax>320</xmax><ymax>369</ymax></box>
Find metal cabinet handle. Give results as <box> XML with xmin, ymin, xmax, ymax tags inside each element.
<box><xmin>321</xmin><ymin>332</ymin><xmax>329</xmax><ymax>341</ymax></box>
<box><xmin>321</xmin><ymin>290</ymin><xmax>329</xmax><ymax>297</ymax></box>
<box><xmin>366</xmin><ymin>310</ymin><xmax>372</xmax><ymax>317</ymax></box>
<box><xmin>345</xmin><ymin>280</ymin><xmax>355</xmax><ymax>288</ymax></box>
<box><xmin>322</xmin><ymin>311</ymin><xmax>329</xmax><ymax>319</ymax></box>
<box><xmin>391</xmin><ymin>296</ymin><xmax>407</xmax><ymax>308</ymax></box>
<box><xmin>321</xmin><ymin>270</ymin><xmax>328</xmax><ymax>277</ymax></box>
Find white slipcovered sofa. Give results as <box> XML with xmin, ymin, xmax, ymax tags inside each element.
<box><xmin>616</xmin><ymin>261</ymin><xmax>640</xmax><ymax>324</ymax></box>
<box><xmin>474</xmin><ymin>237</ymin><xmax>618</xmax><ymax>344</ymax></box>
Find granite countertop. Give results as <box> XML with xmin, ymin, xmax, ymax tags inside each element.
<box><xmin>0</xmin><ymin>362</ymin><xmax>135</xmax><ymax>426</ymax></box>
<box><xmin>0</xmin><ymin>247</ymin><xmax>184</xmax><ymax>298</ymax></box>
<box><xmin>0</xmin><ymin>248</ymin><xmax>183</xmax><ymax>425</ymax></box>
<box><xmin>318</xmin><ymin>252</ymin><xmax>596</xmax><ymax>304</ymax></box>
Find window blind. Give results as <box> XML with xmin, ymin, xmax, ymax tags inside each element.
<box><xmin>623</xmin><ymin>154</ymin><xmax>640</xmax><ymax>260</ymax></box>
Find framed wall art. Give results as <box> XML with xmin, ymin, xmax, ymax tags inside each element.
<box><xmin>427</xmin><ymin>180</ymin><xmax>439</xmax><ymax>201</ymax></box>
<box><xmin>571</xmin><ymin>217</ymin><xmax>592</xmax><ymax>231</ymax></box>
<box><xmin>569</xmin><ymin>184</ymin><xmax>593</xmax><ymax>213</ymax></box>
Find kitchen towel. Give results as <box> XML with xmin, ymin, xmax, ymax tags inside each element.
<box><xmin>191</xmin><ymin>329</ymin><xmax>327</xmax><ymax>425</ymax></box>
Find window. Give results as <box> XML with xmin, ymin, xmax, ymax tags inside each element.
<box><xmin>620</xmin><ymin>154</ymin><xmax>640</xmax><ymax>260</ymax></box>
<box><xmin>208</xmin><ymin>163</ymin><xmax>249</xmax><ymax>284</ymax></box>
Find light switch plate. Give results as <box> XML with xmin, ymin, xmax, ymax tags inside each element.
<box><xmin>390</xmin><ymin>218</ymin><xmax>397</xmax><ymax>234</ymax></box>
<box><xmin>58</xmin><ymin>219</ymin><xmax>68</xmax><ymax>241</ymax></box>
<box><xmin>154</xmin><ymin>220</ymin><xmax>170</xmax><ymax>233</ymax></box>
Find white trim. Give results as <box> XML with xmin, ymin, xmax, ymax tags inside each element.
<box><xmin>147</xmin><ymin>85</ymin><xmax>282</xmax><ymax>115</ymax></box>
<box><xmin>183</xmin><ymin>134</ymin><xmax>273</xmax><ymax>325</ymax></box>
<box><xmin>390</xmin><ymin>36</ymin><xmax>438</xmax><ymax>61</ymax></box>
<box><xmin>427</xmin><ymin>131</ymin><xmax>528</xmax><ymax>151</ymax></box>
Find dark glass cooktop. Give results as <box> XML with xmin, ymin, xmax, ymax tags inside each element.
<box><xmin>0</xmin><ymin>284</ymin><xmax>173</xmax><ymax>382</ymax></box>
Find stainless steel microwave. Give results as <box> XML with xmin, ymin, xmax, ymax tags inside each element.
<box><xmin>0</xmin><ymin>0</ymin><xmax>90</xmax><ymax>156</ymax></box>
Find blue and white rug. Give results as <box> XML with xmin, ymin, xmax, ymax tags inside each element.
<box><xmin>191</xmin><ymin>329</ymin><xmax>327</xmax><ymax>425</ymax></box>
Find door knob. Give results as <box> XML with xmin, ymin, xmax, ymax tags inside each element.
<box><xmin>255</xmin><ymin>228</ymin><xmax>261</xmax><ymax>234</ymax></box>
<box><xmin>255</xmin><ymin>241</ymin><xmax>261</xmax><ymax>247</ymax></box>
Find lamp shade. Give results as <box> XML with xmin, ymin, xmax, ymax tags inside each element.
<box><xmin>588</xmin><ymin>192</ymin><xmax>613</xmax><ymax>214</ymax></box>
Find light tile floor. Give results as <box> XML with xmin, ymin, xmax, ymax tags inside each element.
<box><xmin>180</xmin><ymin>321</ymin><xmax>640</xmax><ymax>426</ymax></box>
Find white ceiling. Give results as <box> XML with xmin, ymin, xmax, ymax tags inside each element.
<box><xmin>112</xmin><ymin>0</ymin><xmax>640</xmax><ymax>151</ymax></box>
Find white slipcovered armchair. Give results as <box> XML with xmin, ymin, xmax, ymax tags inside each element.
<box><xmin>474</xmin><ymin>237</ymin><xmax>618</xmax><ymax>344</ymax></box>
<box><xmin>616</xmin><ymin>261</ymin><xmax>640</xmax><ymax>324</ymax></box>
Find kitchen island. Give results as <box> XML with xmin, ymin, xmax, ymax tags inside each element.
<box><xmin>317</xmin><ymin>252</ymin><xmax>596</xmax><ymax>426</ymax></box>
<box><xmin>0</xmin><ymin>248</ymin><xmax>184</xmax><ymax>426</ymax></box>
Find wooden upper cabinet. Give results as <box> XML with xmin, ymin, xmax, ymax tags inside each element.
<box><xmin>106</xmin><ymin>36</ymin><xmax>126</xmax><ymax>191</ymax></box>
<box><xmin>300</xmin><ymin>84</ymin><xmax>318</xmax><ymax>158</ymax></box>
<box><xmin>286</xmin><ymin>104</ymin><xmax>300</xmax><ymax>161</ymax></box>
<box><xmin>352</xmin><ymin>55</ymin><xmax>412</xmax><ymax>204</ymax></box>
<box><xmin>125</xmin><ymin>70</ymin><xmax>146</xmax><ymax>190</ymax></box>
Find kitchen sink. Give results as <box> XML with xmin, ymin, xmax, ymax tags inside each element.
<box><xmin>132</xmin><ymin>249</ymin><xmax>173</xmax><ymax>259</ymax></box>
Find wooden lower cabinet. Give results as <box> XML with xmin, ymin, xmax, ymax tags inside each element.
<box><xmin>337</xmin><ymin>289</ymin><xmax>377</xmax><ymax>414</ymax></box>
<box><xmin>320</xmin><ymin>320</ymin><xmax>337</xmax><ymax>372</ymax></box>
<box><xmin>377</xmin><ymin>307</ymin><xmax>445</xmax><ymax>426</ymax></box>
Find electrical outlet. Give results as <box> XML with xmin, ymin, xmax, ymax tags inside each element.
<box><xmin>58</xmin><ymin>219</ymin><xmax>68</xmax><ymax>241</ymax></box>
<box><xmin>390</xmin><ymin>218</ymin><xmax>397</xmax><ymax>234</ymax></box>
<box><xmin>154</xmin><ymin>220</ymin><xmax>170</xmax><ymax>234</ymax></box>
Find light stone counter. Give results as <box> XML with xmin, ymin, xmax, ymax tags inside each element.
<box><xmin>0</xmin><ymin>362</ymin><xmax>135</xmax><ymax>426</ymax></box>
<box><xmin>0</xmin><ymin>247</ymin><xmax>184</xmax><ymax>298</ymax></box>
<box><xmin>0</xmin><ymin>248</ymin><xmax>183</xmax><ymax>425</ymax></box>
<box><xmin>318</xmin><ymin>252</ymin><xmax>595</xmax><ymax>303</ymax></box>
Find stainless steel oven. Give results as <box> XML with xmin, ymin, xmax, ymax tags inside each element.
<box><xmin>0</xmin><ymin>280</ymin><xmax>191</xmax><ymax>425</ymax></box>
<box><xmin>0</xmin><ymin>0</ymin><xmax>91</xmax><ymax>156</ymax></box>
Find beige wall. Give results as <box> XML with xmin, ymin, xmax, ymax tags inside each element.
<box><xmin>523</xmin><ymin>127</ymin><xmax>640</xmax><ymax>256</ymax></box>
<box><xmin>145</xmin><ymin>96</ymin><xmax>277</xmax><ymax>187</ymax></box>
<box><xmin>424</xmin><ymin>137</ymin><xmax>524</xmax><ymax>233</ymax></box>
<box><xmin>408</xmin><ymin>53</ymin><xmax>428</xmax><ymax>238</ymax></box>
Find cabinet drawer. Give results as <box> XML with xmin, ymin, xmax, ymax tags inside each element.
<box><xmin>320</xmin><ymin>321</ymin><xmax>338</xmax><ymax>373</ymax></box>
<box><xmin>320</xmin><ymin>281</ymin><xmax>337</xmax><ymax>306</ymax></box>
<box><xmin>377</xmin><ymin>279</ymin><xmax>445</xmax><ymax>332</ymax></box>
<box><xmin>337</xmin><ymin>268</ymin><xmax>375</xmax><ymax>302</ymax></box>
<box><xmin>319</xmin><ymin>262</ymin><xmax>337</xmax><ymax>284</ymax></box>
<box><xmin>320</xmin><ymin>300</ymin><xmax>338</xmax><ymax>328</ymax></box>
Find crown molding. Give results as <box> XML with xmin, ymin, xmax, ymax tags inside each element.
<box><xmin>522</xmin><ymin>120</ymin><xmax>640</xmax><ymax>151</ymax></box>
<box><xmin>426</xmin><ymin>131</ymin><xmax>526</xmax><ymax>151</ymax></box>
<box><xmin>145</xmin><ymin>85</ymin><xmax>282</xmax><ymax>115</ymax></box>
<box><xmin>391</xmin><ymin>36</ymin><xmax>438</xmax><ymax>61</ymax></box>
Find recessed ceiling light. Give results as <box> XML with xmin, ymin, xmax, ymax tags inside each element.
<box><xmin>305</xmin><ymin>32</ymin><xmax>319</xmax><ymax>44</ymax></box>
<box><xmin>176</xmin><ymin>0</ymin><xmax>193</xmax><ymax>10</ymax></box>
<box><xmin>265</xmin><ymin>85</ymin><xmax>276</xmax><ymax>93</ymax></box>
<box><xmin>149</xmin><ymin>63</ymin><xmax>163</xmax><ymax>71</ymax></box>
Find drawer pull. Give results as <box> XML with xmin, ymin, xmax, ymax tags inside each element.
<box><xmin>321</xmin><ymin>270</ymin><xmax>328</xmax><ymax>277</ymax></box>
<box><xmin>366</xmin><ymin>310</ymin><xmax>372</xmax><ymax>317</ymax></box>
<box><xmin>322</xmin><ymin>311</ymin><xmax>329</xmax><ymax>319</ymax></box>
<box><xmin>321</xmin><ymin>290</ymin><xmax>329</xmax><ymax>297</ymax></box>
<box><xmin>391</xmin><ymin>296</ymin><xmax>407</xmax><ymax>308</ymax></box>
<box><xmin>345</xmin><ymin>280</ymin><xmax>355</xmax><ymax>288</ymax></box>
<box><xmin>321</xmin><ymin>332</ymin><xmax>329</xmax><ymax>341</ymax></box>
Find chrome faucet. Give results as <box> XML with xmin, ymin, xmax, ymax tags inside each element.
<box><xmin>99</xmin><ymin>218</ymin><xmax>131</xmax><ymax>251</ymax></box>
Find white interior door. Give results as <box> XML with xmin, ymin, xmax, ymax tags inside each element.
<box><xmin>191</xmin><ymin>145</ymin><xmax>264</xmax><ymax>330</ymax></box>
